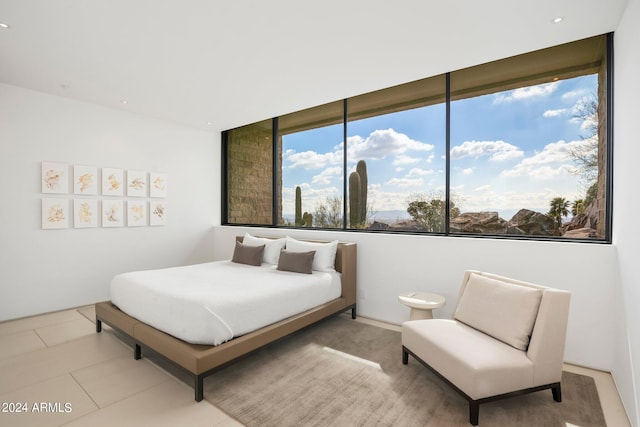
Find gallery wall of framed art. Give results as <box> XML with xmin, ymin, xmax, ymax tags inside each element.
<box><xmin>41</xmin><ymin>161</ymin><xmax>167</xmax><ymax>229</ymax></box>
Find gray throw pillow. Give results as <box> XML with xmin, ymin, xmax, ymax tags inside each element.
<box><xmin>231</xmin><ymin>242</ymin><xmax>265</xmax><ymax>266</ymax></box>
<box><xmin>277</xmin><ymin>249</ymin><xmax>316</xmax><ymax>274</ymax></box>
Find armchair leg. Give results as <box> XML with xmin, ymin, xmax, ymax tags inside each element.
<box><xmin>552</xmin><ymin>383</ymin><xmax>562</xmax><ymax>402</ymax></box>
<box><xmin>402</xmin><ymin>347</ymin><xmax>409</xmax><ymax>365</ymax></box>
<box><xmin>469</xmin><ymin>401</ymin><xmax>479</xmax><ymax>426</ymax></box>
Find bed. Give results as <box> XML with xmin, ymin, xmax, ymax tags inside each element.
<box><xmin>95</xmin><ymin>235</ymin><xmax>357</xmax><ymax>401</ymax></box>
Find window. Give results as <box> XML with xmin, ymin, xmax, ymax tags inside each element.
<box><xmin>449</xmin><ymin>35</ymin><xmax>608</xmax><ymax>238</ymax></box>
<box><xmin>346</xmin><ymin>75</ymin><xmax>446</xmax><ymax>230</ymax></box>
<box><xmin>222</xmin><ymin>34</ymin><xmax>612</xmax><ymax>241</ymax></box>
<box><xmin>279</xmin><ymin>101</ymin><xmax>344</xmax><ymax>228</ymax></box>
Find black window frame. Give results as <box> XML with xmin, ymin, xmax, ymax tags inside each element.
<box><xmin>222</xmin><ymin>33</ymin><xmax>613</xmax><ymax>244</ymax></box>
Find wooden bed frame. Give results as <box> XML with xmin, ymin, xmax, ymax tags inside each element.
<box><xmin>95</xmin><ymin>237</ymin><xmax>357</xmax><ymax>402</ymax></box>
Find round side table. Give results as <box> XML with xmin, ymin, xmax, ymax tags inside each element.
<box><xmin>398</xmin><ymin>292</ymin><xmax>446</xmax><ymax>320</ymax></box>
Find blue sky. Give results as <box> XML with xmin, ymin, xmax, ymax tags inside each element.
<box><xmin>281</xmin><ymin>74</ymin><xmax>597</xmax><ymax>221</ymax></box>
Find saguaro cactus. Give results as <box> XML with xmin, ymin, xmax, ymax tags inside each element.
<box><xmin>302</xmin><ymin>212</ymin><xmax>313</xmax><ymax>227</ymax></box>
<box><xmin>356</xmin><ymin>160</ymin><xmax>368</xmax><ymax>224</ymax></box>
<box><xmin>349</xmin><ymin>160</ymin><xmax>368</xmax><ymax>227</ymax></box>
<box><xmin>349</xmin><ymin>172</ymin><xmax>361</xmax><ymax>227</ymax></box>
<box><xmin>295</xmin><ymin>186</ymin><xmax>302</xmax><ymax>226</ymax></box>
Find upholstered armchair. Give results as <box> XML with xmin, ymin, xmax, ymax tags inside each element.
<box><xmin>402</xmin><ymin>270</ymin><xmax>571</xmax><ymax>425</ymax></box>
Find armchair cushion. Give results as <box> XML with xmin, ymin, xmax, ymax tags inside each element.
<box><xmin>454</xmin><ymin>273</ymin><xmax>542</xmax><ymax>351</ymax></box>
<box><xmin>402</xmin><ymin>319</ymin><xmax>535</xmax><ymax>399</ymax></box>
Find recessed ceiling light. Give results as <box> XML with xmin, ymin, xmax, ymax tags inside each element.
<box><xmin>0</xmin><ymin>22</ymin><xmax>10</xmax><ymax>29</ymax></box>
<box><xmin>552</xmin><ymin>17</ymin><xmax>563</xmax><ymax>23</ymax></box>
<box><xmin>207</xmin><ymin>121</ymin><xmax>213</xmax><ymax>126</ymax></box>
<box><xmin>120</xmin><ymin>100</ymin><xmax>128</xmax><ymax>104</ymax></box>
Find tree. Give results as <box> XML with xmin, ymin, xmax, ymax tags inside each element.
<box><xmin>313</xmin><ymin>196</ymin><xmax>344</xmax><ymax>228</ymax></box>
<box><xmin>548</xmin><ymin>197</ymin><xmax>570</xmax><ymax>228</ymax></box>
<box><xmin>572</xmin><ymin>199</ymin><xmax>585</xmax><ymax>216</ymax></box>
<box><xmin>406</xmin><ymin>192</ymin><xmax>461</xmax><ymax>232</ymax></box>
<box><xmin>568</xmin><ymin>96</ymin><xmax>598</xmax><ymax>183</ymax></box>
<box><xmin>584</xmin><ymin>182</ymin><xmax>598</xmax><ymax>206</ymax></box>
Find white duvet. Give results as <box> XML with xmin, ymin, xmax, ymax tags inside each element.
<box><xmin>110</xmin><ymin>261</ymin><xmax>342</xmax><ymax>346</ymax></box>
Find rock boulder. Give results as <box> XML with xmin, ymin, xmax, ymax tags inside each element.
<box><xmin>507</xmin><ymin>209</ymin><xmax>557</xmax><ymax>236</ymax></box>
<box><xmin>449</xmin><ymin>212</ymin><xmax>508</xmax><ymax>234</ymax></box>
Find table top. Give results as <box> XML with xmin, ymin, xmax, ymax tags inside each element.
<box><xmin>398</xmin><ymin>291</ymin><xmax>446</xmax><ymax>309</ymax></box>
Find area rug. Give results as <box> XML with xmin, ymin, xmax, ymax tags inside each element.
<box><xmin>205</xmin><ymin>315</ymin><xmax>606</xmax><ymax>427</ymax></box>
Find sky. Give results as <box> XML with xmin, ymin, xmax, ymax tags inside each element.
<box><xmin>281</xmin><ymin>74</ymin><xmax>598</xmax><ymax>222</ymax></box>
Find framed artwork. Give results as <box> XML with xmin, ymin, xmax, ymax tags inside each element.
<box><xmin>150</xmin><ymin>200</ymin><xmax>167</xmax><ymax>226</ymax></box>
<box><xmin>102</xmin><ymin>167</ymin><xmax>124</xmax><ymax>196</ymax></box>
<box><xmin>41</xmin><ymin>162</ymin><xmax>69</xmax><ymax>194</ymax></box>
<box><xmin>150</xmin><ymin>172</ymin><xmax>167</xmax><ymax>198</ymax></box>
<box><xmin>74</xmin><ymin>199</ymin><xmax>98</xmax><ymax>228</ymax></box>
<box><xmin>42</xmin><ymin>198</ymin><xmax>69</xmax><ymax>229</ymax></box>
<box><xmin>102</xmin><ymin>200</ymin><xmax>124</xmax><ymax>227</ymax></box>
<box><xmin>127</xmin><ymin>170</ymin><xmax>147</xmax><ymax>197</ymax></box>
<box><xmin>127</xmin><ymin>200</ymin><xmax>147</xmax><ymax>227</ymax></box>
<box><xmin>73</xmin><ymin>165</ymin><xmax>98</xmax><ymax>195</ymax></box>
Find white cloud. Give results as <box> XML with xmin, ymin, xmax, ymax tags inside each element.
<box><xmin>285</xmin><ymin>150</ymin><xmax>342</xmax><ymax>170</ymax></box>
<box><xmin>493</xmin><ymin>82</ymin><xmax>559</xmax><ymax>103</ymax></box>
<box><xmin>562</xmin><ymin>88</ymin><xmax>589</xmax><ymax>101</ymax></box>
<box><xmin>367</xmin><ymin>185</ymin><xmax>414</xmax><ymax>212</ymax></box>
<box><xmin>500</xmin><ymin>139</ymin><xmax>591</xmax><ymax>179</ymax></box>
<box><xmin>386</xmin><ymin>177</ymin><xmax>424</xmax><ymax>189</ymax></box>
<box><xmin>393</xmin><ymin>154</ymin><xmax>421</xmax><ymax>166</ymax></box>
<box><xmin>462</xmin><ymin>168</ymin><xmax>474</xmax><ymax>175</ymax></box>
<box><xmin>406</xmin><ymin>168</ymin><xmax>434</xmax><ymax>177</ymax></box>
<box><xmin>543</xmin><ymin>108</ymin><xmax>567</xmax><ymax>118</ymax></box>
<box><xmin>347</xmin><ymin>128</ymin><xmax>434</xmax><ymax>161</ymax></box>
<box><xmin>450</xmin><ymin>140</ymin><xmax>524</xmax><ymax>162</ymax></box>
<box><xmin>285</xmin><ymin>128</ymin><xmax>433</xmax><ymax>171</ymax></box>
<box><xmin>581</xmin><ymin>117</ymin><xmax>597</xmax><ymax>131</ymax></box>
<box><xmin>312</xmin><ymin>166</ymin><xmax>342</xmax><ymax>185</ymax></box>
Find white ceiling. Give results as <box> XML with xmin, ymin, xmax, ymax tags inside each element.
<box><xmin>0</xmin><ymin>0</ymin><xmax>629</xmax><ymax>132</ymax></box>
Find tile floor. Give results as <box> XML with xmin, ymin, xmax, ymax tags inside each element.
<box><xmin>0</xmin><ymin>306</ymin><xmax>241</xmax><ymax>427</ymax></box>
<box><xmin>0</xmin><ymin>307</ymin><xmax>631</xmax><ymax>426</ymax></box>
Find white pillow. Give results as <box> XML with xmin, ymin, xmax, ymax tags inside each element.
<box><xmin>285</xmin><ymin>237</ymin><xmax>338</xmax><ymax>272</ymax></box>
<box><xmin>454</xmin><ymin>273</ymin><xmax>542</xmax><ymax>351</ymax></box>
<box><xmin>242</xmin><ymin>233</ymin><xmax>286</xmax><ymax>265</ymax></box>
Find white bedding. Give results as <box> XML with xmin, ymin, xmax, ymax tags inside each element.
<box><xmin>110</xmin><ymin>261</ymin><xmax>342</xmax><ymax>345</ymax></box>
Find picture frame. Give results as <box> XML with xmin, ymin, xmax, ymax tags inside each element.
<box><xmin>127</xmin><ymin>170</ymin><xmax>147</xmax><ymax>197</ymax></box>
<box><xmin>102</xmin><ymin>199</ymin><xmax>124</xmax><ymax>227</ymax></box>
<box><xmin>127</xmin><ymin>200</ymin><xmax>147</xmax><ymax>227</ymax></box>
<box><xmin>74</xmin><ymin>199</ymin><xmax>98</xmax><ymax>228</ymax></box>
<box><xmin>150</xmin><ymin>200</ymin><xmax>167</xmax><ymax>226</ymax></box>
<box><xmin>102</xmin><ymin>167</ymin><xmax>124</xmax><ymax>196</ymax></box>
<box><xmin>73</xmin><ymin>165</ymin><xmax>98</xmax><ymax>195</ymax></box>
<box><xmin>150</xmin><ymin>172</ymin><xmax>167</xmax><ymax>198</ymax></box>
<box><xmin>41</xmin><ymin>162</ymin><xmax>69</xmax><ymax>194</ymax></box>
<box><xmin>42</xmin><ymin>198</ymin><xmax>69</xmax><ymax>229</ymax></box>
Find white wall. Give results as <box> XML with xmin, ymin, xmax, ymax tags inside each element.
<box><xmin>0</xmin><ymin>83</ymin><xmax>219</xmax><ymax>321</ymax></box>
<box><xmin>211</xmin><ymin>226</ymin><xmax>622</xmax><ymax>370</ymax></box>
<box><xmin>612</xmin><ymin>0</ymin><xmax>640</xmax><ymax>423</ymax></box>
<box><xmin>207</xmin><ymin>11</ymin><xmax>640</xmax><ymax>422</ymax></box>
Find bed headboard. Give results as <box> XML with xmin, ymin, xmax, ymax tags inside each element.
<box><xmin>236</xmin><ymin>236</ymin><xmax>357</xmax><ymax>307</ymax></box>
